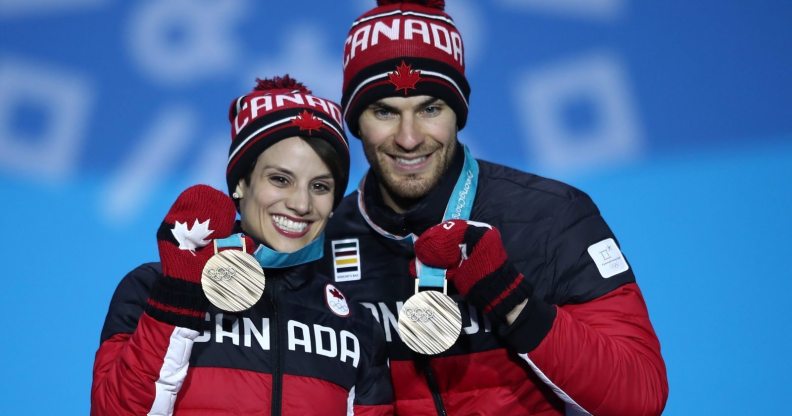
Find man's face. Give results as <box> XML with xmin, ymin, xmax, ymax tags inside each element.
<box><xmin>357</xmin><ymin>95</ymin><xmax>457</xmax><ymax>210</ymax></box>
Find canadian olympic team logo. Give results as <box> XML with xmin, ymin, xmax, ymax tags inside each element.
<box><xmin>325</xmin><ymin>284</ymin><xmax>350</xmax><ymax>317</ymax></box>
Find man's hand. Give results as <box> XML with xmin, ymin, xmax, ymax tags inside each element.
<box><xmin>415</xmin><ymin>220</ymin><xmax>531</xmax><ymax>325</ymax></box>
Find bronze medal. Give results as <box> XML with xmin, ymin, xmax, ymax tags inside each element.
<box><xmin>201</xmin><ymin>243</ymin><xmax>265</xmax><ymax>312</ymax></box>
<box><xmin>398</xmin><ymin>289</ymin><xmax>462</xmax><ymax>355</ymax></box>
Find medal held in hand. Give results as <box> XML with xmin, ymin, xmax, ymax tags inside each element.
<box><xmin>373</xmin><ymin>146</ymin><xmax>479</xmax><ymax>355</ymax></box>
<box><xmin>202</xmin><ymin>236</ymin><xmax>265</xmax><ymax>312</ymax></box>
<box><xmin>398</xmin><ymin>262</ymin><xmax>462</xmax><ymax>355</ymax></box>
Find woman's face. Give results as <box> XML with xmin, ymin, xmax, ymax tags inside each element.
<box><xmin>236</xmin><ymin>137</ymin><xmax>335</xmax><ymax>253</ymax></box>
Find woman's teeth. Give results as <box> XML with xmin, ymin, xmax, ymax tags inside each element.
<box><xmin>273</xmin><ymin>215</ymin><xmax>307</xmax><ymax>232</ymax></box>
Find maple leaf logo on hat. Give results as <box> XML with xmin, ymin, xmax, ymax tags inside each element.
<box><xmin>292</xmin><ymin>110</ymin><xmax>323</xmax><ymax>134</ymax></box>
<box><xmin>388</xmin><ymin>61</ymin><xmax>422</xmax><ymax>95</ymax></box>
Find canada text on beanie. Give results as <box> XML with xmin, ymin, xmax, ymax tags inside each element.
<box><xmin>227</xmin><ymin>75</ymin><xmax>350</xmax><ymax>206</ymax></box>
<box><xmin>341</xmin><ymin>0</ymin><xmax>470</xmax><ymax>138</ymax></box>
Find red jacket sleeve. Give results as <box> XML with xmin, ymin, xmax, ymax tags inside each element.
<box><xmin>92</xmin><ymin>312</ymin><xmax>198</xmax><ymax>416</ymax></box>
<box><xmin>508</xmin><ymin>283</ymin><xmax>668</xmax><ymax>415</ymax></box>
<box><xmin>91</xmin><ymin>265</ymin><xmax>197</xmax><ymax>416</ymax></box>
<box><xmin>494</xmin><ymin>190</ymin><xmax>668</xmax><ymax>415</ymax></box>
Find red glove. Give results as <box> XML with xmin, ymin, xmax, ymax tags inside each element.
<box><xmin>414</xmin><ymin>220</ymin><xmax>531</xmax><ymax>324</ymax></box>
<box><xmin>146</xmin><ymin>185</ymin><xmax>239</xmax><ymax>330</ymax></box>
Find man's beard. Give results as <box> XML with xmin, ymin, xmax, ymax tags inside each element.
<box><xmin>363</xmin><ymin>140</ymin><xmax>456</xmax><ymax>210</ymax></box>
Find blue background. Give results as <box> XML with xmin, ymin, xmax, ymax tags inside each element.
<box><xmin>2</xmin><ymin>1</ymin><xmax>790</xmax><ymax>414</ymax></box>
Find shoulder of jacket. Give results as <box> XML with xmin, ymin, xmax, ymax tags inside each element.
<box><xmin>325</xmin><ymin>191</ymin><xmax>369</xmax><ymax>236</ymax></box>
<box><xmin>128</xmin><ymin>261</ymin><xmax>162</xmax><ymax>279</ymax></box>
<box><xmin>115</xmin><ymin>262</ymin><xmax>161</xmax><ymax>294</ymax></box>
<box><xmin>477</xmin><ymin>159</ymin><xmax>591</xmax><ymax>206</ymax></box>
<box><xmin>334</xmin><ymin>191</ymin><xmax>359</xmax><ymax>215</ymax></box>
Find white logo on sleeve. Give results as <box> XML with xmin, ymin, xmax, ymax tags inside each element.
<box><xmin>587</xmin><ymin>238</ymin><xmax>629</xmax><ymax>278</ymax></box>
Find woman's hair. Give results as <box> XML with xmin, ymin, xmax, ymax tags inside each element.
<box><xmin>241</xmin><ymin>137</ymin><xmax>348</xmax><ymax>205</ymax></box>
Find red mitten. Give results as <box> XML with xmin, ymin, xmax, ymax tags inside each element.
<box><xmin>146</xmin><ymin>185</ymin><xmax>238</xmax><ymax>330</ymax></box>
<box><xmin>414</xmin><ymin>220</ymin><xmax>531</xmax><ymax>323</ymax></box>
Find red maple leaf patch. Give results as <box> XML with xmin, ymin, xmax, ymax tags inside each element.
<box><xmin>330</xmin><ymin>288</ymin><xmax>344</xmax><ymax>300</ymax></box>
<box><xmin>292</xmin><ymin>110</ymin><xmax>323</xmax><ymax>134</ymax></box>
<box><xmin>388</xmin><ymin>61</ymin><xmax>422</xmax><ymax>95</ymax></box>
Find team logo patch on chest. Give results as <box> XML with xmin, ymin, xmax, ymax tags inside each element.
<box><xmin>325</xmin><ymin>283</ymin><xmax>350</xmax><ymax>317</ymax></box>
<box><xmin>331</xmin><ymin>238</ymin><xmax>361</xmax><ymax>282</ymax></box>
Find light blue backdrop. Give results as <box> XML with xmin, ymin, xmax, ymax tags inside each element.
<box><xmin>1</xmin><ymin>1</ymin><xmax>790</xmax><ymax>414</ymax></box>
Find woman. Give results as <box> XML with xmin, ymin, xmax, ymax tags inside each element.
<box><xmin>91</xmin><ymin>76</ymin><xmax>393</xmax><ymax>415</ymax></box>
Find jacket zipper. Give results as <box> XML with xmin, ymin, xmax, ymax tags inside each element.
<box><xmin>270</xmin><ymin>281</ymin><xmax>283</xmax><ymax>416</ymax></box>
<box><xmin>424</xmin><ymin>360</ymin><xmax>447</xmax><ymax>416</ymax></box>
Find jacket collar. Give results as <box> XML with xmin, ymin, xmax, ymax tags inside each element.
<box><xmin>232</xmin><ymin>222</ymin><xmax>313</xmax><ymax>290</ymax></box>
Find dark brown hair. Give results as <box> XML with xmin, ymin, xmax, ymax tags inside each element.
<box><xmin>241</xmin><ymin>136</ymin><xmax>348</xmax><ymax>206</ymax></box>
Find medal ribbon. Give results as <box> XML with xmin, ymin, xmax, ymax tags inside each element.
<box><xmin>215</xmin><ymin>233</ymin><xmax>324</xmax><ymax>268</ymax></box>
<box><xmin>358</xmin><ymin>144</ymin><xmax>479</xmax><ymax>289</ymax></box>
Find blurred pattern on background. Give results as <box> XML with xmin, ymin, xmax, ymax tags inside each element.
<box><xmin>1</xmin><ymin>1</ymin><xmax>790</xmax><ymax>413</ymax></box>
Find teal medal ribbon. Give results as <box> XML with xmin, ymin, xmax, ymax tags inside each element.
<box><xmin>414</xmin><ymin>144</ymin><xmax>479</xmax><ymax>289</ymax></box>
<box><xmin>253</xmin><ymin>234</ymin><xmax>324</xmax><ymax>268</ymax></box>
<box><xmin>215</xmin><ymin>233</ymin><xmax>324</xmax><ymax>268</ymax></box>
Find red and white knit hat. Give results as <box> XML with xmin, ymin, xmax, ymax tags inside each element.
<box><xmin>341</xmin><ymin>0</ymin><xmax>470</xmax><ymax>137</ymax></box>
<box><xmin>227</xmin><ymin>75</ymin><xmax>350</xmax><ymax>206</ymax></box>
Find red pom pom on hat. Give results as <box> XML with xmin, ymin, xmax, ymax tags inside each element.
<box><xmin>376</xmin><ymin>0</ymin><xmax>445</xmax><ymax>9</ymax></box>
<box><xmin>254</xmin><ymin>74</ymin><xmax>311</xmax><ymax>94</ymax></box>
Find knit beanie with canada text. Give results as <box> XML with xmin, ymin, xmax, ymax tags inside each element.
<box><xmin>226</xmin><ymin>75</ymin><xmax>350</xmax><ymax>207</ymax></box>
<box><xmin>341</xmin><ymin>0</ymin><xmax>470</xmax><ymax>137</ymax></box>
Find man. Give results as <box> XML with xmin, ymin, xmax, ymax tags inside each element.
<box><xmin>322</xmin><ymin>1</ymin><xmax>668</xmax><ymax>414</ymax></box>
